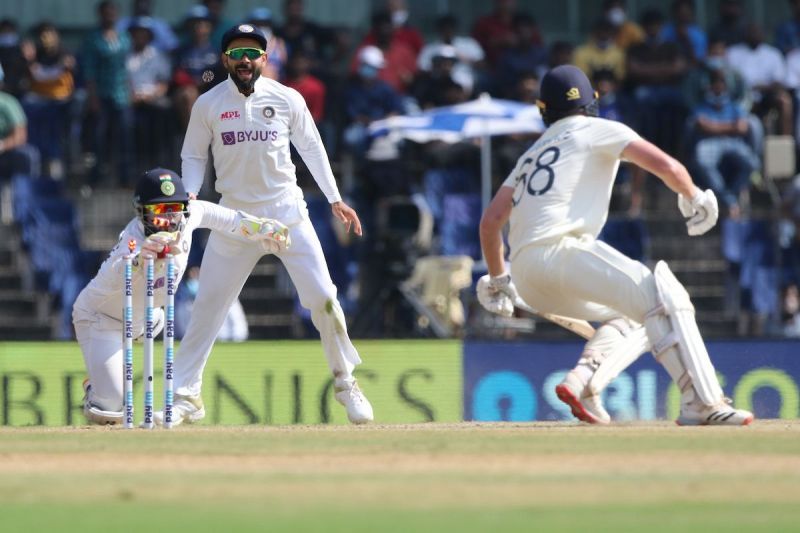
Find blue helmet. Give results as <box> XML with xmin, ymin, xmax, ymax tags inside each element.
<box><xmin>537</xmin><ymin>65</ymin><xmax>598</xmax><ymax>125</ymax></box>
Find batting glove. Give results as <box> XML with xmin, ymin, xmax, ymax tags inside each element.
<box><xmin>677</xmin><ymin>188</ymin><xmax>719</xmax><ymax>236</ymax></box>
<box><xmin>477</xmin><ymin>273</ymin><xmax>519</xmax><ymax>317</ymax></box>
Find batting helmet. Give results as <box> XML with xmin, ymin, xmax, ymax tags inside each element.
<box><xmin>134</xmin><ymin>168</ymin><xmax>190</xmax><ymax>235</ymax></box>
<box><xmin>537</xmin><ymin>65</ymin><xmax>598</xmax><ymax>126</ymax></box>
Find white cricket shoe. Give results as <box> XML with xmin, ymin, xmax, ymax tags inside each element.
<box><xmin>676</xmin><ymin>399</ymin><xmax>754</xmax><ymax>426</ymax></box>
<box><xmin>555</xmin><ymin>371</ymin><xmax>611</xmax><ymax>424</ymax></box>
<box><xmin>154</xmin><ymin>394</ymin><xmax>205</xmax><ymax>427</ymax></box>
<box><xmin>335</xmin><ymin>380</ymin><xmax>374</xmax><ymax>424</ymax></box>
<box><xmin>82</xmin><ymin>379</ymin><xmax>123</xmax><ymax>425</ymax></box>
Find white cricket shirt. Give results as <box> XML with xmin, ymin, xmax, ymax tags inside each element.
<box><xmin>73</xmin><ymin>200</ymin><xmax>244</xmax><ymax>332</ymax></box>
<box><xmin>181</xmin><ymin>76</ymin><xmax>341</xmax><ymax>206</ymax></box>
<box><xmin>501</xmin><ymin>115</ymin><xmax>640</xmax><ymax>259</ymax></box>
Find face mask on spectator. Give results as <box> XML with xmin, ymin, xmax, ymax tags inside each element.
<box><xmin>392</xmin><ymin>10</ymin><xmax>408</xmax><ymax>27</ymax></box>
<box><xmin>705</xmin><ymin>91</ymin><xmax>730</xmax><ymax>109</ymax></box>
<box><xmin>607</xmin><ymin>7</ymin><xmax>626</xmax><ymax>26</ymax></box>
<box><xmin>186</xmin><ymin>278</ymin><xmax>200</xmax><ymax>297</ymax></box>
<box><xmin>359</xmin><ymin>64</ymin><xmax>380</xmax><ymax>80</ymax></box>
<box><xmin>0</xmin><ymin>33</ymin><xmax>19</xmax><ymax>47</ymax></box>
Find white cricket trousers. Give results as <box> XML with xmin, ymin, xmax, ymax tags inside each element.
<box><xmin>173</xmin><ymin>214</ymin><xmax>359</xmax><ymax>397</ymax></box>
<box><xmin>510</xmin><ymin>234</ymin><xmax>659</xmax><ymax>324</ymax></box>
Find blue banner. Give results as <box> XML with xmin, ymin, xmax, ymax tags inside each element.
<box><xmin>464</xmin><ymin>340</ymin><xmax>800</xmax><ymax>421</ymax></box>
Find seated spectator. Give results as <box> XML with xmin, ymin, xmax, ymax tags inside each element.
<box><xmin>689</xmin><ymin>69</ymin><xmax>760</xmax><ymax>218</ymax></box>
<box><xmin>574</xmin><ymin>18</ymin><xmax>626</xmax><ymax>81</ymax></box>
<box><xmin>126</xmin><ymin>17</ymin><xmax>173</xmax><ymax>174</ymax></box>
<box><xmin>410</xmin><ymin>45</ymin><xmax>466</xmax><ymax>109</ymax></box>
<box><xmin>342</xmin><ymin>46</ymin><xmax>403</xmax><ymax>157</ymax></box>
<box><xmin>278</xmin><ymin>0</ymin><xmax>334</xmax><ymax>72</ymax></box>
<box><xmin>659</xmin><ymin>0</ymin><xmax>708</xmax><ymax>64</ymax></box>
<box><xmin>354</xmin><ymin>11</ymin><xmax>417</xmax><ymax>94</ymax></box>
<box><xmin>473</xmin><ymin>0</ymin><xmax>541</xmax><ymax>68</ymax></box>
<box><xmin>540</xmin><ymin>41</ymin><xmax>574</xmax><ymax>79</ymax></box>
<box><xmin>776</xmin><ymin>0</ymin><xmax>800</xmax><ymax>55</ymax></box>
<box><xmin>0</xmin><ymin>74</ymin><xmax>40</xmax><ymax>181</ymax></box>
<box><xmin>172</xmin><ymin>5</ymin><xmax>218</xmax><ymax>129</ymax></box>
<box><xmin>21</xmin><ymin>21</ymin><xmax>74</xmax><ymax>180</ymax></box>
<box><xmin>780</xmin><ymin>174</ymin><xmax>800</xmax><ymax>336</ymax></box>
<box><xmin>603</xmin><ymin>0</ymin><xmax>644</xmax><ymax>50</ymax></box>
<box><xmin>0</xmin><ymin>18</ymin><xmax>30</xmax><ymax>99</ymax></box>
<box><xmin>80</xmin><ymin>0</ymin><xmax>133</xmax><ymax>186</ymax></box>
<box><xmin>626</xmin><ymin>8</ymin><xmax>690</xmax><ymax>155</ymax></box>
<box><xmin>494</xmin><ymin>13</ymin><xmax>547</xmax><ymax>98</ymax></box>
<box><xmin>417</xmin><ymin>14</ymin><xmax>484</xmax><ymax>96</ymax></box>
<box><xmin>284</xmin><ymin>50</ymin><xmax>326</xmax><ymax>123</ymax></box>
<box><xmin>362</xmin><ymin>0</ymin><xmax>423</xmax><ymax>58</ymax></box>
<box><xmin>246</xmin><ymin>7</ymin><xmax>288</xmax><ymax>81</ymax></box>
<box><xmin>684</xmin><ymin>38</ymin><xmax>748</xmax><ymax>108</ymax></box>
<box><xmin>727</xmin><ymin>23</ymin><xmax>793</xmax><ymax>135</ymax></box>
<box><xmin>117</xmin><ymin>0</ymin><xmax>179</xmax><ymax>53</ymax></box>
<box><xmin>708</xmin><ymin>0</ymin><xmax>746</xmax><ymax>46</ymax></box>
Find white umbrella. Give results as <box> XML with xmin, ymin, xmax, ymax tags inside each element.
<box><xmin>369</xmin><ymin>93</ymin><xmax>545</xmax><ymax>209</ymax></box>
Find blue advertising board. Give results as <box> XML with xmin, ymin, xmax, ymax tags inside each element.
<box><xmin>464</xmin><ymin>340</ymin><xmax>800</xmax><ymax>421</ymax></box>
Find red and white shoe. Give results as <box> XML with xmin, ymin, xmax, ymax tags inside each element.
<box><xmin>555</xmin><ymin>371</ymin><xmax>611</xmax><ymax>424</ymax></box>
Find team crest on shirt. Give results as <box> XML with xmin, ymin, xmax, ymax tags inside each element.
<box><xmin>566</xmin><ymin>88</ymin><xmax>581</xmax><ymax>100</ymax></box>
<box><xmin>262</xmin><ymin>106</ymin><xmax>276</xmax><ymax>119</ymax></box>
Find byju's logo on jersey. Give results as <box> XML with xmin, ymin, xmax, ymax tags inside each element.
<box><xmin>221</xmin><ymin>130</ymin><xmax>279</xmax><ymax>145</ymax></box>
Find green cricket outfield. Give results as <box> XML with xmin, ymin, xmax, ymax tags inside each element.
<box><xmin>0</xmin><ymin>421</ymin><xmax>799</xmax><ymax>532</ymax></box>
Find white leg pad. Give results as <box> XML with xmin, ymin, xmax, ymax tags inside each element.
<box><xmin>586</xmin><ymin>318</ymin><xmax>651</xmax><ymax>396</ymax></box>
<box><xmin>310</xmin><ymin>298</ymin><xmax>362</xmax><ymax>383</ymax></box>
<box><xmin>645</xmin><ymin>261</ymin><xmax>724</xmax><ymax>405</ymax></box>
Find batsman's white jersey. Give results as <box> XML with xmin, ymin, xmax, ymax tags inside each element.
<box><xmin>175</xmin><ymin>76</ymin><xmax>361</xmax><ymax>399</ymax></box>
<box><xmin>504</xmin><ymin>115</ymin><xmax>640</xmax><ymax>258</ymax></box>
<box><xmin>502</xmin><ymin>116</ymin><xmax>654</xmax><ymax>323</ymax></box>
<box><xmin>72</xmin><ymin>200</ymin><xmax>245</xmax><ymax>411</ymax></box>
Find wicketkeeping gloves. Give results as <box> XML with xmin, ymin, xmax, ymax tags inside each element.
<box><xmin>677</xmin><ymin>188</ymin><xmax>719</xmax><ymax>236</ymax></box>
<box><xmin>477</xmin><ymin>273</ymin><xmax>520</xmax><ymax>317</ymax></box>
<box><xmin>140</xmin><ymin>231</ymin><xmax>182</xmax><ymax>259</ymax></box>
<box><xmin>236</xmin><ymin>211</ymin><xmax>292</xmax><ymax>253</ymax></box>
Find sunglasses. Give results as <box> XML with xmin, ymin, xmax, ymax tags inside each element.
<box><xmin>224</xmin><ymin>47</ymin><xmax>265</xmax><ymax>60</ymax></box>
<box><xmin>143</xmin><ymin>203</ymin><xmax>185</xmax><ymax>215</ymax></box>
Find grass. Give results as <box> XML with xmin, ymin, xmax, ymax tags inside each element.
<box><xmin>1</xmin><ymin>421</ymin><xmax>799</xmax><ymax>532</ymax></box>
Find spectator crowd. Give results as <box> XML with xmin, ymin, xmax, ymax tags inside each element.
<box><xmin>3</xmin><ymin>0</ymin><xmax>800</xmax><ymax>338</ymax></box>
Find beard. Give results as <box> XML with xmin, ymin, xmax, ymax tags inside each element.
<box><xmin>229</xmin><ymin>62</ymin><xmax>261</xmax><ymax>93</ymax></box>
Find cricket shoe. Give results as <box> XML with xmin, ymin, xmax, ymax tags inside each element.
<box><xmin>82</xmin><ymin>379</ymin><xmax>123</xmax><ymax>425</ymax></box>
<box><xmin>154</xmin><ymin>394</ymin><xmax>205</xmax><ymax>427</ymax></box>
<box><xmin>335</xmin><ymin>380</ymin><xmax>373</xmax><ymax>424</ymax></box>
<box><xmin>555</xmin><ymin>371</ymin><xmax>611</xmax><ymax>424</ymax></box>
<box><xmin>676</xmin><ymin>399</ymin><xmax>754</xmax><ymax>426</ymax></box>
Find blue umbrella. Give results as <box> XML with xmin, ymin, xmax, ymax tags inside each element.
<box><xmin>369</xmin><ymin>93</ymin><xmax>545</xmax><ymax>210</ymax></box>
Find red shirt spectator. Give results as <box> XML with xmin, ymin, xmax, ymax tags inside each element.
<box><xmin>352</xmin><ymin>11</ymin><xmax>417</xmax><ymax>93</ymax></box>
<box><xmin>284</xmin><ymin>51</ymin><xmax>326</xmax><ymax>122</ymax></box>
<box><xmin>472</xmin><ymin>0</ymin><xmax>542</xmax><ymax>67</ymax></box>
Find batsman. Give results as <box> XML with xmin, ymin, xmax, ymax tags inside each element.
<box><xmin>478</xmin><ymin>65</ymin><xmax>753</xmax><ymax>426</ymax></box>
<box><xmin>73</xmin><ymin>168</ymin><xmax>289</xmax><ymax>425</ymax></box>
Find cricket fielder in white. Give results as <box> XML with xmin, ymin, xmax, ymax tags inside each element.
<box><xmin>73</xmin><ymin>168</ymin><xmax>289</xmax><ymax>424</ymax></box>
<box><xmin>478</xmin><ymin>65</ymin><xmax>753</xmax><ymax>426</ymax></box>
<box><xmin>167</xmin><ymin>24</ymin><xmax>373</xmax><ymax>426</ymax></box>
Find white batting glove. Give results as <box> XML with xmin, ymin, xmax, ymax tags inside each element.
<box><xmin>477</xmin><ymin>273</ymin><xmax>519</xmax><ymax>317</ymax></box>
<box><xmin>677</xmin><ymin>189</ymin><xmax>719</xmax><ymax>236</ymax></box>
<box><xmin>140</xmin><ymin>231</ymin><xmax>181</xmax><ymax>259</ymax></box>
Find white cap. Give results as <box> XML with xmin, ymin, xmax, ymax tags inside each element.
<box><xmin>358</xmin><ymin>45</ymin><xmax>386</xmax><ymax>69</ymax></box>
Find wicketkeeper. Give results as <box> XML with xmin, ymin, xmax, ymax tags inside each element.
<box><xmin>478</xmin><ymin>65</ymin><xmax>753</xmax><ymax>426</ymax></box>
<box><xmin>73</xmin><ymin>168</ymin><xmax>290</xmax><ymax>425</ymax></box>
